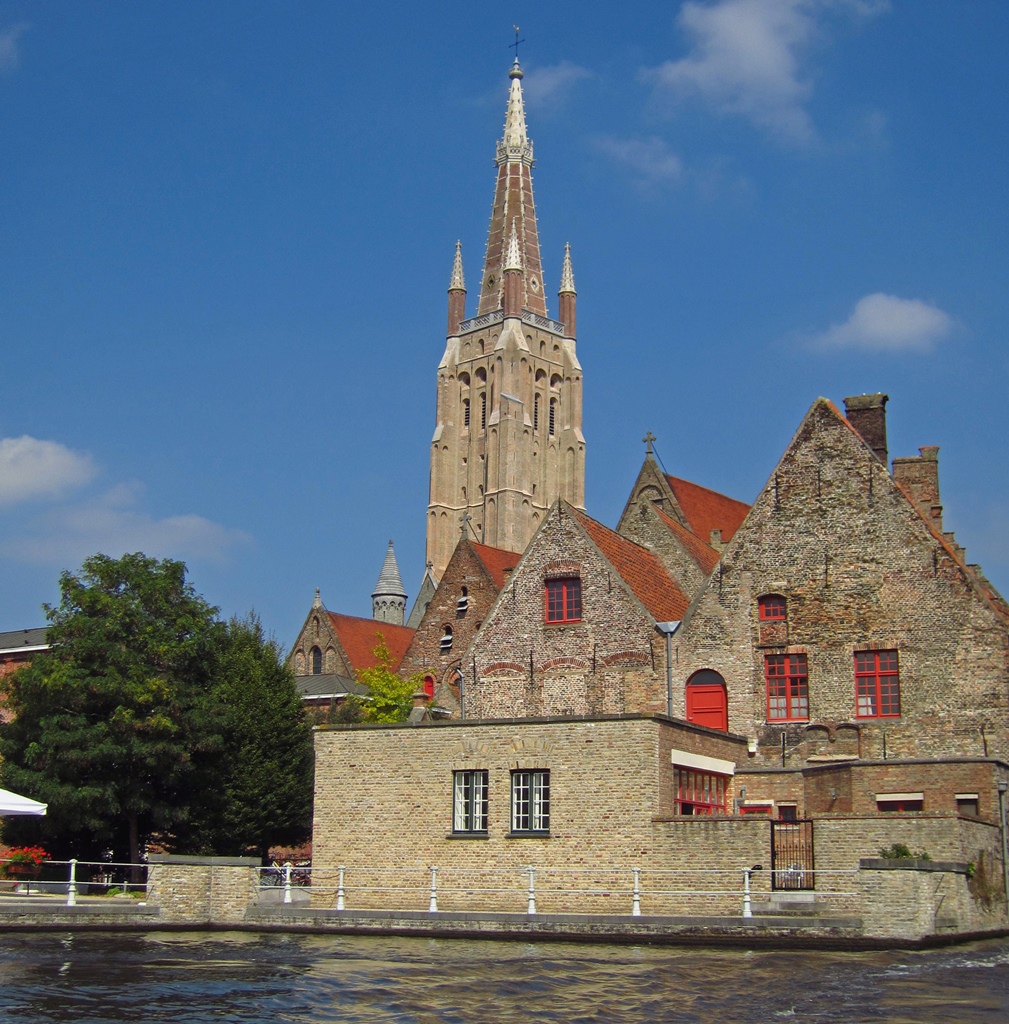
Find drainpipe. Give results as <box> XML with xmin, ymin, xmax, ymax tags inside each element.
<box><xmin>456</xmin><ymin>670</ymin><xmax>466</xmax><ymax>721</ymax></box>
<box><xmin>656</xmin><ymin>622</ymin><xmax>680</xmax><ymax>718</ymax></box>
<box><xmin>998</xmin><ymin>781</ymin><xmax>1009</xmax><ymax>914</ymax></box>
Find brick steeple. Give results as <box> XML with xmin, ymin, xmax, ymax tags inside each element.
<box><xmin>476</xmin><ymin>60</ymin><xmax>547</xmax><ymax>318</ymax></box>
<box><xmin>447</xmin><ymin>240</ymin><xmax>466</xmax><ymax>336</ymax></box>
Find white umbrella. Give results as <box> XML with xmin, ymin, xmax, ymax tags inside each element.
<box><xmin>0</xmin><ymin>788</ymin><xmax>47</xmax><ymax>816</ymax></box>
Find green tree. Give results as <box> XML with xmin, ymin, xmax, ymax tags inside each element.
<box><xmin>0</xmin><ymin>553</ymin><xmax>220</xmax><ymax>863</ymax></box>
<box><xmin>357</xmin><ymin>637</ymin><xmax>422</xmax><ymax>723</ymax></box>
<box><xmin>179</xmin><ymin>615</ymin><xmax>314</xmax><ymax>859</ymax></box>
<box><xmin>0</xmin><ymin>554</ymin><xmax>316</xmax><ymax>865</ymax></box>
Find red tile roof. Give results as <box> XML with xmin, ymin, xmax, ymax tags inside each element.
<box><xmin>471</xmin><ymin>542</ymin><xmax>522</xmax><ymax>589</ymax></box>
<box><xmin>326</xmin><ymin>613</ymin><xmax>415</xmax><ymax>674</ymax></box>
<box><xmin>666</xmin><ymin>476</ymin><xmax>749</xmax><ymax>544</ymax></box>
<box><xmin>655</xmin><ymin>506</ymin><xmax>722</xmax><ymax>576</ymax></box>
<box><xmin>571</xmin><ymin>507</ymin><xmax>690</xmax><ymax>622</ymax></box>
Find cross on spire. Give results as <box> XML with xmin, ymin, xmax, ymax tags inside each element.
<box><xmin>643</xmin><ymin>431</ymin><xmax>656</xmax><ymax>455</ymax></box>
<box><xmin>460</xmin><ymin>511</ymin><xmax>473</xmax><ymax>536</ymax></box>
<box><xmin>510</xmin><ymin>25</ymin><xmax>525</xmax><ymax>63</ymax></box>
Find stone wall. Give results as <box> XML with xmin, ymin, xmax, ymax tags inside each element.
<box><xmin>146</xmin><ymin>855</ymin><xmax>260</xmax><ymax>925</ymax></box>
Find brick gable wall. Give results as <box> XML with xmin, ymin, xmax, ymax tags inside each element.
<box><xmin>671</xmin><ymin>399</ymin><xmax>1009</xmax><ymax>766</ymax></box>
<box><xmin>468</xmin><ymin>503</ymin><xmax>670</xmax><ymax>718</ymax></box>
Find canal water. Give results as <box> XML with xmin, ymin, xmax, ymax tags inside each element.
<box><xmin>0</xmin><ymin>931</ymin><xmax>1007</xmax><ymax>1023</ymax></box>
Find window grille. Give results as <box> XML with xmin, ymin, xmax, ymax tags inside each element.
<box><xmin>765</xmin><ymin>653</ymin><xmax>808</xmax><ymax>721</ymax></box>
<box><xmin>854</xmin><ymin>649</ymin><xmax>900</xmax><ymax>717</ymax></box>
<box><xmin>453</xmin><ymin>770</ymin><xmax>489</xmax><ymax>832</ymax></box>
<box><xmin>545</xmin><ymin>577</ymin><xmax>581</xmax><ymax>623</ymax></box>
<box><xmin>511</xmin><ymin>770</ymin><xmax>550</xmax><ymax>832</ymax></box>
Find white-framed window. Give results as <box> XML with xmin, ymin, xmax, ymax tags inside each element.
<box><xmin>511</xmin><ymin>770</ymin><xmax>550</xmax><ymax>833</ymax></box>
<box><xmin>453</xmin><ymin>770</ymin><xmax>488</xmax><ymax>833</ymax></box>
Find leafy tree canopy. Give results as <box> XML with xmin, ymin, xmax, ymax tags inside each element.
<box><xmin>0</xmin><ymin>553</ymin><xmax>314</xmax><ymax>864</ymax></box>
<box><xmin>356</xmin><ymin>638</ymin><xmax>423</xmax><ymax>723</ymax></box>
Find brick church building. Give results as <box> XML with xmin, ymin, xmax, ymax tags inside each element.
<box><xmin>303</xmin><ymin>60</ymin><xmax>1009</xmax><ymax>931</ymax></box>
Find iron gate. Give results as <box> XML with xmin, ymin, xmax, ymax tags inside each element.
<box><xmin>770</xmin><ymin>819</ymin><xmax>815</xmax><ymax>890</ymax></box>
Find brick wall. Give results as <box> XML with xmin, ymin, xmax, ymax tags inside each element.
<box><xmin>147</xmin><ymin>855</ymin><xmax>260</xmax><ymax>924</ymax></box>
<box><xmin>671</xmin><ymin>399</ymin><xmax>1009</xmax><ymax>765</ymax></box>
<box><xmin>312</xmin><ymin>715</ymin><xmax>748</xmax><ymax>914</ymax></box>
<box><xmin>468</xmin><ymin>505</ymin><xmax>668</xmax><ymax>718</ymax></box>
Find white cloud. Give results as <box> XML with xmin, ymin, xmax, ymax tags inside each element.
<box><xmin>0</xmin><ymin>436</ymin><xmax>97</xmax><ymax>505</ymax></box>
<box><xmin>811</xmin><ymin>293</ymin><xmax>956</xmax><ymax>352</ymax></box>
<box><xmin>594</xmin><ymin>136</ymin><xmax>684</xmax><ymax>188</ymax></box>
<box><xmin>643</xmin><ymin>0</ymin><xmax>888</xmax><ymax>144</ymax></box>
<box><xmin>1</xmin><ymin>482</ymin><xmax>251</xmax><ymax>566</ymax></box>
<box><xmin>0</xmin><ymin>22</ymin><xmax>29</xmax><ymax>75</ymax></box>
<box><xmin>522</xmin><ymin>61</ymin><xmax>592</xmax><ymax>108</ymax></box>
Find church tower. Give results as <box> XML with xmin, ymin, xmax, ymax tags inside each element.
<box><xmin>426</xmin><ymin>59</ymin><xmax>586</xmax><ymax>580</ymax></box>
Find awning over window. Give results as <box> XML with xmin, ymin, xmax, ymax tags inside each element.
<box><xmin>669</xmin><ymin>748</ymin><xmax>735</xmax><ymax>777</ymax></box>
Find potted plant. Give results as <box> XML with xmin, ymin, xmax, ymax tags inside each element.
<box><xmin>3</xmin><ymin>845</ymin><xmax>50</xmax><ymax>880</ymax></box>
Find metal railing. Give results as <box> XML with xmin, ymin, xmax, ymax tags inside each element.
<box><xmin>257</xmin><ymin>863</ymin><xmax>860</xmax><ymax>918</ymax></box>
<box><xmin>0</xmin><ymin>858</ymin><xmax>148</xmax><ymax>905</ymax></box>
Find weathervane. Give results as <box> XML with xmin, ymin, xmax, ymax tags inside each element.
<box><xmin>510</xmin><ymin>25</ymin><xmax>525</xmax><ymax>62</ymax></box>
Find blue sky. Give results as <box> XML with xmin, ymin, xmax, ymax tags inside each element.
<box><xmin>1</xmin><ymin>1</ymin><xmax>1007</xmax><ymax>648</ymax></box>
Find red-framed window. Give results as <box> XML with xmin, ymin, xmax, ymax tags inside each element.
<box><xmin>739</xmin><ymin>803</ymin><xmax>773</xmax><ymax>816</ymax></box>
<box><xmin>758</xmin><ymin>594</ymin><xmax>787</xmax><ymax>621</ymax></box>
<box><xmin>545</xmin><ymin>577</ymin><xmax>582</xmax><ymax>623</ymax></box>
<box><xmin>765</xmin><ymin>653</ymin><xmax>808</xmax><ymax>721</ymax></box>
<box><xmin>855</xmin><ymin>649</ymin><xmax>900</xmax><ymax>718</ymax></box>
<box><xmin>673</xmin><ymin>767</ymin><xmax>728</xmax><ymax>815</ymax></box>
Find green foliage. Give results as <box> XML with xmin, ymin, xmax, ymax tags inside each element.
<box><xmin>330</xmin><ymin>694</ymin><xmax>365</xmax><ymax>724</ymax></box>
<box><xmin>177</xmin><ymin>615</ymin><xmax>314</xmax><ymax>859</ymax></box>
<box><xmin>356</xmin><ymin>637</ymin><xmax>422</xmax><ymax>723</ymax></box>
<box><xmin>0</xmin><ymin>554</ymin><xmax>314</xmax><ymax>864</ymax></box>
<box><xmin>0</xmin><ymin>554</ymin><xmax>220</xmax><ymax>863</ymax></box>
<box><xmin>878</xmin><ymin>843</ymin><xmax>931</xmax><ymax>861</ymax></box>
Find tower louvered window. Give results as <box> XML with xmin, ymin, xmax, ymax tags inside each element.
<box><xmin>480</xmin><ymin>392</ymin><xmax>487</xmax><ymax>430</ymax></box>
<box><xmin>549</xmin><ymin>397</ymin><xmax>556</xmax><ymax>436</ymax></box>
<box><xmin>463</xmin><ymin>398</ymin><xmax>470</xmax><ymax>427</ymax></box>
<box><xmin>534</xmin><ymin>393</ymin><xmax>540</xmax><ymax>431</ymax></box>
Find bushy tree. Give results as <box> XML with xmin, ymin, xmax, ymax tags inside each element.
<box><xmin>0</xmin><ymin>554</ymin><xmax>220</xmax><ymax>863</ymax></box>
<box><xmin>0</xmin><ymin>554</ymin><xmax>315</xmax><ymax>864</ymax></box>
<box><xmin>356</xmin><ymin>637</ymin><xmax>422</xmax><ymax>723</ymax></box>
<box><xmin>180</xmin><ymin>615</ymin><xmax>314</xmax><ymax>859</ymax></box>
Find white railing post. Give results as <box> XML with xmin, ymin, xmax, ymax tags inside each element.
<box><xmin>526</xmin><ymin>866</ymin><xmax>537</xmax><ymax>915</ymax></box>
<box><xmin>283</xmin><ymin>861</ymin><xmax>293</xmax><ymax>904</ymax></box>
<box><xmin>428</xmin><ymin>867</ymin><xmax>438</xmax><ymax>913</ymax></box>
<box><xmin>631</xmin><ymin>868</ymin><xmax>641</xmax><ymax>916</ymax></box>
<box><xmin>336</xmin><ymin>865</ymin><xmax>346</xmax><ymax>911</ymax></box>
<box><xmin>742</xmin><ymin>868</ymin><xmax>752</xmax><ymax>919</ymax></box>
<box><xmin>66</xmin><ymin>859</ymin><xmax>78</xmax><ymax>907</ymax></box>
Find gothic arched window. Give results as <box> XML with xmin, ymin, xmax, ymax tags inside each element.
<box><xmin>311</xmin><ymin>646</ymin><xmax>323</xmax><ymax>674</ymax></box>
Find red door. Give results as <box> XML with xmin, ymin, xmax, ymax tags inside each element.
<box><xmin>686</xmin><ymin>677</ymin><xmax>728</xmax><ymax>731</ymax></box>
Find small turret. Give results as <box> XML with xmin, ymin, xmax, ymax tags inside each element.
<box><xmin>558</xmin><ymin>242</ymin><xmax>576</xmax><ymax>338</ymax></box>
<box><xmin>447</xmin><ymin>241</ymin><xmax>466</xmax><ymax>336</ymax></box>
<box><xmin>372</xmin><ymin>540</ymin><xmax>408</xmax><ymax>626</ymax></box>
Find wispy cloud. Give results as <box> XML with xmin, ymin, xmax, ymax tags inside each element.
<box><xmin>810</xmin><ymin>293</ymin><xmax>956</xmax><ymax>352</ymax></box>
<box><xmin>0</xmin><ymin>22</ymin><xmax>29</xmax><ymax>75</ymax></box>
<box><xmin>1</xmin><ymin>482</ymin><xmax>251</xmax><ymax>566</ymax></box>
<box><xmin>522</xmin><ymin>61</ymin><xmax>592</xmax><ymax>108</ymax></box>
<box><xmin>0</xmin><ymin>436</ymin><xmax>97</xmax><ymax>505</ymax></box>
<box><xmin>593</xmin><ymin>136</ymin><xmax>684</xmax><ymax>189</ymax></box>
<box><xmin>643</xmin><ymin>0</ymin><xmax>888</xmax><ymax>145</ymax></box>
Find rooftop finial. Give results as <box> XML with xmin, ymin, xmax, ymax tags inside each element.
<box><xmin>312</xmin><ymin>587</ymin><xmax>322</xmax><ymax>609</ymax></box>
<box><xmin>449</xmin><ymin>240</ymin><xmax>466</xmax><ymax>291</ymax></box>
<box><xmin>559</xmin><ymin>242</ymin><xmax>576</xmax><ymax>294</ymax></box>
<box><xmin>643</xmin><ymin>431</ymin><xmax>656</xmax><ymax>456</ymax></box>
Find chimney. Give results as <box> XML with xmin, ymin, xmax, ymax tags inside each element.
<box><xmin>892</xmin><ymin>445</ymin><xmax>943</xmax><ymax>533</ymax></box>
<box><xmin>843</xmin><ymin>393</ymin><xmax>889</xmax><ymax>466</ymax></box>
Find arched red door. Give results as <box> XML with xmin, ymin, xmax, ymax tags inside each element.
<box><xmin>685</xmin><ymin>670</ymin><xmax>728</xmax><ymax>731</ymax></box>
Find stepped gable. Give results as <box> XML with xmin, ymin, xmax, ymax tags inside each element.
<box><xmin>654</xmin><ymin>505</ymin><xmax>722</xmax><ymax>576</ymax></box>
<box><xmin>470</xmin><ymin>542</ymin><xmax>521</xmax><ymax>589</ymax></box>
<box><xmin>326</xmin><ymin>613</ymin><xmax>415</xmax><ymax>673</ymax></box>
<box><xmin>569</xmin><ymin>506</ymin><xmax>689</xmax><ymax>622</ymax></box>
<box><xmin>665</xmin><ymin>475</ymin><xmax>750</xmax><ymax>545</ymax></box>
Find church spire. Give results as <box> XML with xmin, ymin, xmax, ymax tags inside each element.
<box><xmin>372</xmin><ymin>539</ymin><xmax>407</xmax><ymax>626</ymax></box>
<box><xmin>447</xmin><ymin>240</ymin><xmax>466</xmax><ymax>336</ymax></box>
<box><xmin>477</xmin><ymin>60</ymin><xmax>547</xmax><ymax>318</ymax></box>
